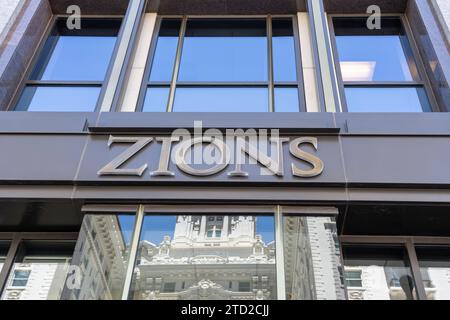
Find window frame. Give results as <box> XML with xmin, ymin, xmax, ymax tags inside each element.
<box><xmin>8</xmin><ymin>15</ymin><xmax>125</xmax><ymax>113</ymax></box>
<box><xmin>137</xmin><ymin>15</ymin><xmax>307</xmax><ymax>113</ymax></box>
<box><xmin>327</xmin><ymin>14</ymin><xmax>440</xmax><ymax>113</ymax></box>
<box><xmin>340</xmin><ymin>235</ymin><xmax>450</xmax><ymax>300</ymax></box>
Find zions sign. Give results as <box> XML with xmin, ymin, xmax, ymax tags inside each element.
<box><xmin>97</xmin><ymin>124</ymin><xmax>324</xmax><ymax>179</ymax></box>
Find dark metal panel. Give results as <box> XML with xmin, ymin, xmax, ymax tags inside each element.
<box><xmin>341</xmin><ymin>205</ymin><xmax>450</xmax><ymax>237</ymax></box>
<box><xmin>0</xmin><ymin>112</ymin><xmax>94</xmax><ymax>133</ymax></box>
<box><xmin>0</xmin><ymin>134</ymin><xmax>87</xmax><ymax>181</ymax></box>
<box><xmin>0</xmin><ymin>200</ymin><xmax>83</xmax><ymax>232</ymax></box>
<box><xmin>341</xmin><ymin>135</ymin><xmax>450</xmax><ymax>185</ymax></box>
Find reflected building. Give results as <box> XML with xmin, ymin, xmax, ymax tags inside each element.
<box><xmin>130</xmin><ymin>215</ymin><xmax>277</xmax><ymax>300</ymax></box>
<box><xmin>345</xmin><ymin>265</ymin><xmax>450</xmax><ymax>300</ymax></box>
<box><xmin>61</xmin><ymin>215</ymin><xmax>131</xmax><ymax>300</ymax></box>
<box><xmin>1</xmin><ymin>261</ymin><xmax>69</xmax><ymax>300</ymax></box>
<box><xmin>283</xmin><ymin>216</ymin><xmax>345</xmax><ymax>300</ymax></box>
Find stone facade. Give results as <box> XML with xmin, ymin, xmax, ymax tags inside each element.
<box><xmin>436</xmin><ymin>0</ymin><xmax>450</xmax><ymax>30</ymax></box>
<box><xmin>0</xmin><ymin>0</ymin><xmax>22</xmax><ymax>42</ymax></box>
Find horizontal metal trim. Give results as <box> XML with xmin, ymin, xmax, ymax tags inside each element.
<box><xmin>81</xmin><ymin>204</ymin><xmax>139</xmax><ymax>213</ymax></box>
<box><xmin>343</xmin><ymin>81</ymin><xmax>425</xmax><ymax>87</ymax></box>
<box><xmin>146</xmin><ymin>82</ymin><xmax>301</xmax><ymax>87</ymax></box>
<box><xmin>0</xmin><ymin>232</ymin><xmax>79</xmax><ymax>241</ymax></box>
<box><xmin>152</xmin><ymin>15</ymin><xmax>299</xmax><ymax>19</ymax></box>
<box><xmin>282</xmin><ymin>206</ymin><xmax>339</xmax><ymax>216</ymax></box>
<box><xmin>82</xmin><ymin>204</ymin><xmax>338</xmax><ymax>216</ymax></box>
<box><xmin>26</xmin><ymin>81</ymin><xmax>104</xmax><ymax>86</ymax></box>
<box><xmin>87</xmin><ymin>126</ymin><xmax>341</xmax><ymax>134</ymax></box>
<box><xmin>340</xmin><ymin>235</ymin><xmax>450</xmax><ymax>245</ymax></box>
<box><xmin>143</xmin><ymin>204</ymin><xmax>276</xmax><ymax>214</ymax></box>
<box><xmin>0</xmin><ymin>233</ymin><xmax>15</xmax><ymax>240</ymax></box>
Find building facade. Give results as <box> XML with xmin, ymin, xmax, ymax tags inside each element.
<box><xmin>0</xmin><ymin>0</ymin><xmax>449</xmax><ymax>300</ymax></box>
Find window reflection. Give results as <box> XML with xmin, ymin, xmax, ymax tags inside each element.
<box><xmin>334</xmin><ymin>18</ymin><xmax>418</xmax><ymax>82</ymax></box>
<box><xmin>343</xmin><ymin>245</ymin><xmax>417</xmax><ymax>300</ymax></box>
<box><xmin>283</xmin><ymin>216</ymin><xmax>345</xmax><ymax>300</ymax></box>
<box><xmin>274</xmin><ymin>88</ymin><xmax>299</xmax><ymax>112</ymax></box>
<box><xmin>30</xmin><ymin>19</ymin><xmax>120</xmax><ymax>81</ymax></box>
<box><xmin>142</xmin><ymin>87</ymin><xmax>170</xmax><ymax>112</ymax></box>
<box><xmin>272</xmin><ymin>19</ymin><xmax>297</xmax><ymax>82</ymax></box>
<box><xmin>14</xmin><ymin>19</ymin><xmax>120</xmax><ymax>112</ymax></box>
<box><xmin>61</xmin><ymin>215</ymin><xmax>135</xmax><ymax>300</ymax></box>
<box><xmin>333</xmin><ymin>17</ymin><xmax>432</xmax><ymax>113</ymax></box>
<box><xmin>149</xmin><ymin>19</ymin><xmax>181</xmax><ymax>82</ymax></box>
<box><xmin>15</xmin><ymin>86</ymin><xmax>101</xmax><ymax>112</ymax></box>
<box><xmin>129</xmin><ymin>215</ymin><xmax>277</xmax><ymax>300</ymax></box>
<box><xmin>179</xmin><ymin>19</ymin><xmax>268</xmax><ymax>82</ymax></box>
<box><xmin>1</xmin><ymin>241</ymin><xmax>74</xmax><ymax>300</ymax></box>
<box><xmin>416</xmin><ymin>246</ymin><xmax>450</xmax><ymax>300</ymax></box>
<box><xmin>143</xmin><ymin>17</ymin><xmax>301</xmax><ymax>113</ymax></box>
<box><xmin>173</xmin><ymin>88</ymin><xmax>269</xmax><ymax>112</ymax></box>
<box><xmin>344</xmin><ymin>87</ymin><xmax>432</xmax><ymax>112</ymax></box>
<box><xmin>336</xmin><ymin>35</ymin><xmax>416</xmax><ymax>82</ymax></box>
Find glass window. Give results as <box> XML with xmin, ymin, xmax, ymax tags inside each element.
<box><xmin>61</xmin><ymin>214</ymin><xmax>136</xmax><ymax>300</ymax></box>
<box><xmin>0</xmin><ymin>242</ymin><xmax>10</xmax><ymax>274</ymax></box>
<box><xmin>10</xmin><ymin>270</ymin><xmax>31</xmax><ymax>287</ymax></box>
<box><xmin>173</xmin><ymin>88</ymin><xmax>268</xmax><ymax>112</ymax></box>
<box><xmin>272</xmin><ymin>19</ymin><xmax>297</xmax><ymax>82</ymax></box>
<box><xmin>15</xmin><ymin>86</ymin><xmax>101</xmax><ymax>112</ymax></box>
<box><xmin>416</xmin><ymin>246</ymin><xmax>450</xmax><ymax>300</ymax></box>
<box><xmin>142</xmin><ymin>87</ymin><xmax>170</xmax><ymax>112</ymax></box>
<box><xmin>343</xmin><ymin>245</ymin><xmax>417</xmax><ymax>300</ymax></box>
<box><xmin>283</xmin><ymin>216</ymin><xmax>345</xmax><ymax>300</ymax></box>
<box><xmin>128</xmin><ymin>215</ymin><xmax>277</xmax><ymax>300</ymax></box>
<box><xmin>333</xmin><ymin>17</ymin><xmax>432</xmax><ymax>112</ymax></box>
<box><xmin>274</xmin><ymin>88</ymin><xmax>300</xmax><ymax>112</ymax></box>
<box><xmin>142</xmin><ymin>17</ymin><xmax>301</xmax><ymax>112</ymax></box>
<box><xmin>149</xmin><ymin>19</ymin><xmax>181</xmax><ymax>82</ymax></box>
<box><xmin>179</xmin><ymin>19</ymin><xmax>267</xmax><ymax>82</ymax></box>
<box><xmin>14</xmin><ymin>19</ymin><xmax>121</xmax><ymax>112</ymax></box>
<box><xmin>1</xmin><ymin>241</ymin><xmax>74</xmax><ymax>300</ymax></box>
<box><xmin>344</xmin><ymin>87</ymin><xmax>432</xmax><ymax>112</ymax></box>
<box><xmin>344</xmin><ymin>270</ymin><xmax>362</xmax><ymax>288</ymax></box>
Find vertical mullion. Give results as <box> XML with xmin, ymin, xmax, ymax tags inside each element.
<box><xmin>167</xmin><ymin>17</ymin><xmax>187</xmax><ymax>112</ymax></box>
<box><xmin>99</xmin><ymin>0</ymin><xmax>145</xmax><ymax>112</ymax></box>
<box><xmin>267</xmin><ymin>16</ymin><xmax>275</xmax><ymax>113</ymax></box>
<box><xmin>274</xmin><ymin>205</ymin><xmax>286</xmax><ymax>300</ymax></box>
<box><xmin>405</xmin><ymin>239</ymin><xmax>427</xmax><ymax>300</ymax></box>
<box><xmin>121</xmin><ymin>205</ymin><xmax>145</xmax><ymax>300</ymax></box>
<box><xmin>292</xmin><ymin>16</ymin><xmax>307</xmax><ymax>112</ymax></box>
<box><xmin>0</xmin><ymin>234</ymin><xmax>21</xmax><ymax>295</ymax></box>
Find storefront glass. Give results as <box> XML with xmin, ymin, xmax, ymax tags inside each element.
<box><xmin>61</xmin><ymin>214</ymin><xmax>136</xmax><ymax>300</ymax></box>
<box><xmin>416</xmin><ymin>246</ymin><xmax>450</xmax><ymax>300</ymax></box>
<box><xmin>128</xmin><ymin>215</ymin><xmax>277</xmax><ymax>300</ymax></box>
<box><xmin>343</xmin><ymin>245</ymin><xmax>417</xmax><ymax>300</ymax></box>
<box><xmin>283</xmin><ymin>216</ymin><xmax>345</xmax><ymax>300</ymax></box>
<box><xmin>1</xmin><ymin>241</ymin><xmax>74</xmax><ymax>300</ymax></box>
